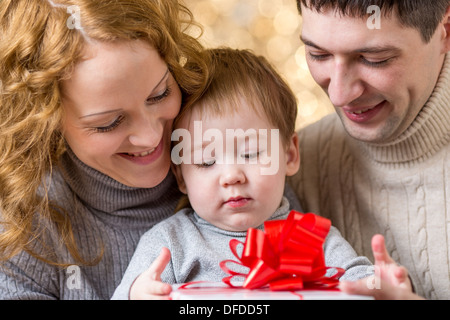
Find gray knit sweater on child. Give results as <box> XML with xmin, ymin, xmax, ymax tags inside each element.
<box><xmin>111</xmin><ymin>197</ymin><xmax>373</xmax><ymax>299</ymax></box>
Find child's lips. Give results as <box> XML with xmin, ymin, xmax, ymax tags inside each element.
<box><xmin>224</xmin><ymin>197</ymin><xmax>252</xmax><ymax>208</ymax></box>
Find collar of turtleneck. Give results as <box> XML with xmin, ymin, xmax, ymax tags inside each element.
<box><xmin>356</xmin><ymin>54</ymin><xmax>450</xmax><ymax>166</ymax></box>
<box><xmin>57</xmin><ymin>147</ymin><xmax>181</xmax><ymax>228</ymax></box>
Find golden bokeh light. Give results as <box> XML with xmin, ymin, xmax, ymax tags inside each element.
<box><xmin>185</xmin><ymin>0</ymin><xmax>334</xmax><ymax>129</ymax></box>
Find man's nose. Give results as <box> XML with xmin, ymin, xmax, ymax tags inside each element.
<box><xmin>327</xmin><ymin>62</ymin><xmax>364</xmax><ymax>108</ymax></box>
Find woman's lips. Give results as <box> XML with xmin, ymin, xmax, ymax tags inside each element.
<box><xmin>343</xmin><ymin>101</ymin><xmax>386</xmax><ymax>123</ymax></box>
<box><xmin>117</xmin><ymin>138</ymin><xmax>164</xmax><ymax>165</ymax></box>
<box><xmin>126</xmin><ymin>149</ymin><xmax>156</xmax><ymax>157</ymax></box>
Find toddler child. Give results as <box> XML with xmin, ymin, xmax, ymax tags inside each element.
<box><xmin>112</xmin><ymin>48</ymin><xmax>374</xmax><ymax>300</ymax></box>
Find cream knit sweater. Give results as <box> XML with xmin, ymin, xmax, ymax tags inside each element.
<box><xmin>289</xmin><ymin>54</ymin><xmax>450</xmax><ymax>300</ymax></box>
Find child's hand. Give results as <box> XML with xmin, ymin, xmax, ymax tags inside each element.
<box><xmin>129</xmin><ymin>247</ymin><xmax>173</xmax><ymax>300</ymax></box>
<box><xmin>370</xmin><ymin>234</ymin><xmax>411</xmax><ymax>289</ymax></box>
<box><xmin>340</xmin><ymin>235</ymin><xmax>423</xmax><ymax>300</ymax></box>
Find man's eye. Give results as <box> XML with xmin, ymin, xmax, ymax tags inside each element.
<box><xmin>360</xmin><ymin>57</ymin><xmax>391</xmax><ymax>68</ymax></box>
<box><xmin>308</xmin><ymin>52</ymin><xmax>331</xmax><ymax>61</ymax></box>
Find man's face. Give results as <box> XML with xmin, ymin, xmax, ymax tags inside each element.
<box><xmin>300</xmin><ymin>5</ymin><xmax>449</xmax><ymax>143</ymax></box>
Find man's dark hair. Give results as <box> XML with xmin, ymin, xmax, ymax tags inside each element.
<box><xmin>297</xmin><ymin>0</ymin><xmax>450</xmax><ymax>43</ymax></box>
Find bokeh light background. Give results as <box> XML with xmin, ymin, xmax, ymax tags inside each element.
<box><xmin>185</xmin><ymin>0</ymin><xmax>334</xmax><ymax>130</ymax></box>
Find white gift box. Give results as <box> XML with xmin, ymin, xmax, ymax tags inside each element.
<box><xmin>170</xmin><ymin>282</ymin><xmax>372</xmax><ymax>300</ymax></box>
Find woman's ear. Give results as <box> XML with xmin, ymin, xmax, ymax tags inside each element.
<box><xmin>285</xmin><ymin>133</ymin><xmax>300</xmax><ymax>177</ymax></box>
<box><xmin>171</xmin><ymin>163</ymin><xmax>187</xmax><ymax>194</ymax></box>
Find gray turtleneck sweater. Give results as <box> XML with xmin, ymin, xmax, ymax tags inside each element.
<box><xmin>289</xmin><ymin>54</ymin><xmax>450</xmax><ymax>300</ymax></box>
<box><xmin>111</xmin><ymin>197</ymin><xmax>373</xmax><ymax>300</ymax></box>
<box><xmin>0</xmin><ymin>149</ymin><xmax>303</xmax><ymax>300</ymax></box>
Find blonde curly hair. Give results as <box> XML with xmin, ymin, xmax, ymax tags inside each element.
<box><xmin>0</xmin><ymin>0</ymin><xmax>208</xmax><ymax>266</ymax></box>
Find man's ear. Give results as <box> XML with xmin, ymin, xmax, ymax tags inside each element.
<box><xmin>285</xmin><ymin>133</ymin><xmax>300</xmax><ymax>177</ymax></box>
<box><xmin>171</xmin><ymin>163</ymin><xmax>187</xmax><ymax>194</ymax></box>
<box><xmin>441</xmin><ymin>5</ymin><xmax>450</xmax><ymax>53</ymax></box>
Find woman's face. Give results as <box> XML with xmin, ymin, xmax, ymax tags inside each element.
<box><xmin>61</xmin><ymin>40</ymin><xmax>182</xmax><ymax>188</ymax></box>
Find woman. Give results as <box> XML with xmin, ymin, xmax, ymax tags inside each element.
<box><xmin>0</xmin><ymin>0</ymin><xmax>208</xmax><ymax>299</ymax></box>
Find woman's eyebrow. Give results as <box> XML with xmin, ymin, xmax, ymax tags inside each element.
<box><xmin>79</xmin><ymin>68</ymin><xmax>170</xmax><ymax>119</ymax></box>
<box><xmin>79</xmin><ymin>109</ymin><xmax>123</xmax><ymax>119</ymax></box>
<box><xmin>150</xmin><ymin>68</ymin><xmax>170</xmax><ymax>92</ymax></box>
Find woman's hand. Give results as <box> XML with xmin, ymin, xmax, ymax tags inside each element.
<box><xmin>340</xmin><ymin>235</ymin><xmax>424</xmax><ymax>300</ymax></box>
<box><xmin>129</xmin><ymin>247</ymin><xmax>173</xmax><ymax>300</ymax></box>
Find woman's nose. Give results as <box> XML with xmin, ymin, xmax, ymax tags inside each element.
<box><xmin>128</xmin><ymin>113</ymin><xmax>162</xmax><ymax>148</ymax></box>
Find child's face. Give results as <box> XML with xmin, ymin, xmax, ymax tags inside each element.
<box><xmin>173</xmin><ymin>99</ymin><xmax>300</xmax><ymax>232</ymax></box>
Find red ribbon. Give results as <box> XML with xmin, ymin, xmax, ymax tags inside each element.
<box><xmin>220</xmin><ymin>210</ymin><xmax>345</xmax><ymax>291</ymax></box>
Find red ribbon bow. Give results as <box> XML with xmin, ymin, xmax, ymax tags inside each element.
<box><xmin>220</xmin><ymin>210</ymin><xmax>345</xmax><ymax>291</ymax></box>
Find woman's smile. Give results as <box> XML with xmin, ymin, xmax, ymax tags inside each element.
<box><xmin>118</xmin><ymin>137</ymin><xmax>164</xmax><ymax>166</ymax></box>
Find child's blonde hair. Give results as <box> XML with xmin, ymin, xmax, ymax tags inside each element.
<box><xmin>177</xmin><ymin>48</ymin><xmax>298</xmax><ymax>146</ymax></box>
<box><xmin>0</xmin><ymin>0</ymin><xmax>208</xmax><ymax>266</ymax></box>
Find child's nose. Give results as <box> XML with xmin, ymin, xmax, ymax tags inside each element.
<box><xmin>219</xmin><ymin>165</ymin><xmax>246</xmax><ymax>186</ymax></box>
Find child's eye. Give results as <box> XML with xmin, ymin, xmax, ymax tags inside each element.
<box><xmin>197</xmin><ymin>159</ymin><xmax>216</xmax><ymax>168</ymax></box>
<box><xmin>241</xmin><ymin>151</ymin><xmax>261</xmax><ymax>160</ymax></box>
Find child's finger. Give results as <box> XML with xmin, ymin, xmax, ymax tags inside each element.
<box><xmin>148</xmin><ymin>280</ymin><xmax>172</xmax><ymax>296</ymax></box>
<box><xmin>339</xmin><ymin>279</ymin><xmax>415</xmax><ymax>300</ymax></box>
<box><xmin>393</xmin><ymin>265</ymin><xmax>412</xmax><ymax>289</ymax></box>
<box><xmin>394</xmin><ymin>265</ymin><xmax>408</xmax><ymax>280</ymax></box>
<box><xmin>371</xmin><ymin>234</ymin><xmax>395</xmax><ymax>265</ymax></box>
<box><xmin>147</xmin><ymin>247</ymin><xmax>171</xmax><ymax>281</ymax></box>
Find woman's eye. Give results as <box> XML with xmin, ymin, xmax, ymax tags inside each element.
<box><xmin>146</xmin><ymin>87</ymin><xmax>172</xmax><ymax>104</ymax></box>
<box><xmin>94</xmin><ymin>115</ymin><xmax>125</xmax><ymax>133</ymax></box>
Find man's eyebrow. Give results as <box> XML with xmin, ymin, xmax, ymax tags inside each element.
<box><xmin>300</xmin><ymin>35</ymin><xmax>401</xmax><ymax>55</ymax></box>
<box><xmin>300</xmin><ymin>36</ymin><xmax>324</xmax><ymax>51</ymax></box>
<box><xmin>356</xmin><ymin>46</ymin><xmax>401</xmax><ymax>55</ymax></box>
<box><xmin>79</xmin><ymin>68</ymin><xmax>170</xmax><ymax>119</ymax></box>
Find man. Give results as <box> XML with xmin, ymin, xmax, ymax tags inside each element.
<box><xmin>290</xmin><ymin>0</ymin><xmax>450</xmax><ymax>299</ymax></box>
